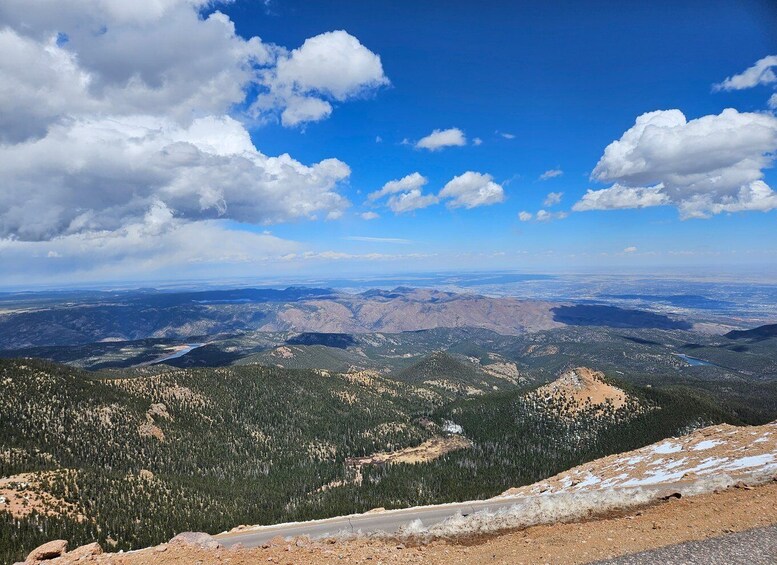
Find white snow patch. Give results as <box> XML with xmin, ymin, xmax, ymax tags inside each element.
<box><xmin>652</xmin><ymin>441</ymin><xmax>682</xmax><ymax>454</ymax></box>
<box><xmin>691</xmin><ymin>440</ymin><xmax>722</xmax><ymax>451</ymax></box>
<box><xmin>442</xmin><ymin>421</ymin><xmax>463</xmax><ymax>435</ymax></box>
<box><xmin>722</xmin><ymin>454</ymin><xmax>775</xmax><ymax>471</ymax></box>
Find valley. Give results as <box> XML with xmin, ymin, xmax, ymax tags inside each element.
<box><xmin>1</xmin><ymin>284</ymin><xmax>776</xmax><ymax>563</ymax></box>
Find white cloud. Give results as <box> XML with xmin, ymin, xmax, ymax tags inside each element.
<box><xmin>499</xmin><ymin>132</ymin><xmax>516</xmax><ymax>139</ymax></box>
<box><xmin>518</xmin><ymin>211</ymin><xmax>533</xmax><ymax>222</ymax></box>
<box><xmin>574</xmin><ymin>108</ymin><xmax>777</xmax><ymax>218</ymax></box>
<box><xmin>573</xmin><ymin>184</ymin><xmax>669</xmax><ymax>211</ymax></box>
<box><xmin>369</xmin><ymin>172</ymin><xmax>428</xmax><ymax>200</ymax></box>
<box><xmin>360</xmin><ymin>211</ymin><xmax>379</xmax><ymax>220</ymax></box>
<box><xmin>0</xmin><ymin>3</ymin><xmax>388</xmax><ymax>142</ymax></box>
<box><xmin>623</xmin><ymin>246</ymin><xmax>638</xmax><ymax>253</ymax></box>
<box><xmin>0</xmin><ymin>211</ymin><xmax>300</xmax><ymax>285</ymax></box>
<box><xmin>253</xmin><ymin>30</ymin><xmax>389</xmax><ymax>126</ymax></box>
<box><xmin>713</xmin><ymin>55</ymin><xmax>777</xmax><ymax>91</ymax></box>
<box><xmin>543</xmin><ymin>192</ymin><xmax>563</xmax><ymax>207</ymax></box>
<box><xmin>473</xmin><ymin>137</ymin><xmax>483</xmax><ymax>146</ymax></box>
<box><xmin>415</xmin><ymin>128</ymin><xmax>467</xmax><ymax>151</ymax></box>
<box><xmin>770</xmin><ymin>94</ymin><xmax>777</xmax><ymax>110</ymax></box>
<box><xmin>375</xmin><ymin>136</ymin><xmax>383</xmax><ymax>143</ymax></box>
<box><xmin>439</xmin><ymin>172</ymin><xmax>505</xmax><ymax>209</ymax></box>
<box><xmin>387</xmin><ymin>190</ymin><xmax>439</xmax><ymax>213</ymax></box>
<box><xmin>0</xmin><ymin>1</ymin><xmax>274</xmax><ymax>142</ymax></box>
<box><xmin>539</xmin><ymin>169</ymin><xmax>563</xmax><ymax>181</ymax></box>
<box><xmin>0</xmin><ymin>115</ymin><xmax>350</xmax><ymax>241</ymax></box>
<box><xmin>535</xmin><ymin>209</ymin><xmax>568</xmax><ymax>222</ymax></box>
<box><xmin>368</xmin><ymin>173</ymin><xmax>439</xmax><ymax>214</ymax></box>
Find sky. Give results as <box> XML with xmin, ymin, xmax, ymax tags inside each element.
<box><xmin>1</xmin><ymin>0</ymin><xmax>777</xmax><ymax>287</ymax></box>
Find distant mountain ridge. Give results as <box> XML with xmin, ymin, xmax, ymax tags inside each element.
<box><xmin>0</xmin><ymin>286</ymin><xmax>694</xmax><ymax>350</ymax></box>
<box><xmin>725</xmin><ymin>323</ymin><xmax>777</xmax><ymax>341</ymax></box>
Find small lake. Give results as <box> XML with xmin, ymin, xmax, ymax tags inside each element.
<box><xmin>674</xmin><ymin>353</ymin><xmax>714</xmax><ymax>367</ymax></box>
<box><xmin>152</xmin><ymin>343</ymin><xmax>205</xmax><ymax>364</ymax></box>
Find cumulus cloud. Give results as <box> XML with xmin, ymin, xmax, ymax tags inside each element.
<box><xmin>253</xmin><ymin>30</ymin><xmax>389</xmax><ymax>126</ymax></box>
<box><xmin>544</xmin><ymin>192</ymin><xmax>563</xmax><ymax>206</ymax></box>
<box><xmin>499</xmin><ymin>131</ymin><xmax>516</xmax><ymax>139</ymax></box>
<box><xmin>713</xmin><ymin>55</ymin><xmax>777</xmax><ymax>91</ymax></box>
<box><xmin>360</xmin><ymin>211</ymin><xmax>379</xmax><ymax>220</ymax></box>
<box><xmin>0</xmin><ymin>210</ymin><xmax>300</xmax><ymax>285</ymax></box>
<box><xmin>0</xmin><ymin>0</ymin><xmax>394</xmax><ymax>282</ymax></box>
<box><xmin>369</xmin><ymin>172</ymin><xmax>428</xmax><ymax>200</ymax></box>
<box><xmin>368</xmin><ymin>173</ymin><xmax>438</xmax><ymax>214</ymax></box>
<box><xmin>0</xmin><ymin>2</ymin><xmax>388</xmax><ymax>141</ymax></box>
<box><xmin>387</xmin><ymin>190</ymin><xmax>439</xmax><ymax>213</ymax></box>
<box><xmin>573</xmin><ymin>184</ymin><xmax>669</xmax><ymax>211</ymax></box>
<box><xmin>770</xmin><ymin>94</ymin><xmax>777</xmax><ymax>110</ymax></box>
<box><xmin>415</xmin><ymin>128</ymin><xmax>467</xmax><ymax>151</ymax></box>
<box><xmin>624</xmin><ymin>246</ymin><xmax>638</xmax><ymax>253</ymax></box>
<box><xmin>519</xmin><ymin>209</ymin><xmax>567</xmax><ymax>223</ymax></box>
<box><xmin>0</xmin><ymin>1</ymin><xmax>275</xmax><ymax>142</ymax></box>
<box><xmin>536</xmin><ymin>210</ymin><xmax>568</xmax><ymax>222</ymax></box>
<box><xmin>574</xmin><ymin>108</ymin><xmax>777</xmax><ymax>218</ymax></box>
<box><xmin>439</xmin><ymin>172</ymin><xmax>505</xmax><ymax>208</ymax></box>
<box><xmin>0</xmin><ymin>115</ymin><xmax>350</xmax><ymax>241</ymax></box>
<box><xmin>539</xmin><ymin>169</ymin><xmax>563</xmax><ymax>180</ymax></box>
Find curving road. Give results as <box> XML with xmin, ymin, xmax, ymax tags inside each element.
<box><xmin>215</xmin><ymin>484</ymin><xmax>688</xmax><ymax>548</ymax></box>
<box><xmin>216</xmin><ymin>497</ymin><xmax>510</xmax><ymax>547</ymax></box>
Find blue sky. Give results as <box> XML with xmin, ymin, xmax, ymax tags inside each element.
<box><xmin>1</xmin><ymin>0</ymin><xmax>776</xmax><ymax>286</ymax></box>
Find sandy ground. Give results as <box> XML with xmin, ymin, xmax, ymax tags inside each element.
<box><xmin>43</xmin><ymin>479</ymin><xmax>777</xmax><ymax>565</ymax></box>
<box><xmin>347</xmin><ymin>435</ymin><xmax>473</xmax><ymax>468</ymax></box>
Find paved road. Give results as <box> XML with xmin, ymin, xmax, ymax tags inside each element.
<box><xmin>216</xmin><ymin>498</ymin><xmax>518</xmax><ymax>547</ymax></box>
<box><xmin>593</xmin><ymin>524</ymin><xmax>777</xmax><ymax>565</ymax></box>
<box><xmin>216</xmin><ymin>484</ymin><xmax>688</xmax><ymax>548</ymax></box>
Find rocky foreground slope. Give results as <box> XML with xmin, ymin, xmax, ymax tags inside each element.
<box><xmin>15</xmin><ymin>420</ymin><xmax>777</xmax><ymax>564</ymax></box>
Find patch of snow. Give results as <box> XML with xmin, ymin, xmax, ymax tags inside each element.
<box><xmin>575</xmin><ymin>474</ymin><xmax>602</xmax><ymax>488</ymax></box>
<box><xmin>691</xmin><ymin>440</ymin><xmax>722</xmax><ymax>451</ymax></box>
<box><xmin>442</xmin><ymin>421</ymin><xmax>463</xmax><ymax>435</ymax></box>
<box><xmin>722</xmin><ymin>454</ymin><xmax>775</xmax><ymax>471</ymax></box>
<box><xmin>688</xmin><ymin>457</ymin><xmax>729</xmax><ymax>474</ymax></box>
<box><xmin>662</xmin><ymin>458</ymin><xmax>689</xmax><ymax>471</ymax></box>
<box><xmin>652</xmin><ymin>441</ymin><xmax>682</xmax><ymax>454</ymax></box>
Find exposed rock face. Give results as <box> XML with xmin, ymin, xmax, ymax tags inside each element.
<box><xmin>535</xmin><ymin>367</ymin><xmax>628</xmax><ymax>415</ymax></box>
<box><xmin>169</xmin><ymin>531</ymin><xmax>222</xmax><ymax>550</ymax></box>
<box><xmin>67</xmin><ymin>542</ymin><xmax>102</xmax><ymax>559</ymax></box>
<box><xmin>25</xmin><ymin>539</ymin><xmax>67</xmax><ymax>561</ymax></box>
<box><xmin>147</xmin><ymin>403</ymin><xmax>171</xmax><ymax>420</ymax></box>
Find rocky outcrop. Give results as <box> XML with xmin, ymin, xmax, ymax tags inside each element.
<box><xmin>169</xmin><ymin>531</ymin><xmax>222</xmax><ymax>550</ymax></box>
<box><xmin>67</xmin><ymin>543</ymin><xmax>102</xmax><ymax>560</ymax></box>
<box><xmin>25</xmin><ymin>539</ymin><xmax>67</xmax><ymax>561</ymax></box>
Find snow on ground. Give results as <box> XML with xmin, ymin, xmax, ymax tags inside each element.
<box><xmin>499</xmin><ymin>421</ymin><xmax>777</xmax><ymax>498</ymax></box>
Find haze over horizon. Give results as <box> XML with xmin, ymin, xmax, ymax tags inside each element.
<box><xmin>2</xmin><ymin>0</ymin><xmax>777</xmax><ymax>286</ymax></box>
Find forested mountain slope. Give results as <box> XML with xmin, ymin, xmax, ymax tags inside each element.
<box><xmin>0</xmin><ymin>357</ymin><xmax>760</xmax><ymax>563</ymax></box>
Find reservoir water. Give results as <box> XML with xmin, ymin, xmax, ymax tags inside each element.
<box><xmin>674</xmin><ymin>353</ymin><xmax>714</xmax><ymax>367</ymax></box>
<box><xmin>152</xmin><ymin>343</ymin><xmax>205</xmax><ymax>364</ymax></box>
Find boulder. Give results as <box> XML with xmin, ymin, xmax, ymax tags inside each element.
<box><xmin>67</xmin><ymin>542</ymin><xmax>102</xmax><ymax>559</ymax></box>
<box><xmin>26</xmin><ymin>539</ymin><xmax>68</xmax><ymax>561</ymax></box>
<box><xmin>169</xmin><ymin>531</ymin><xmax>222</xmax><ymax>550</ymax></box>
